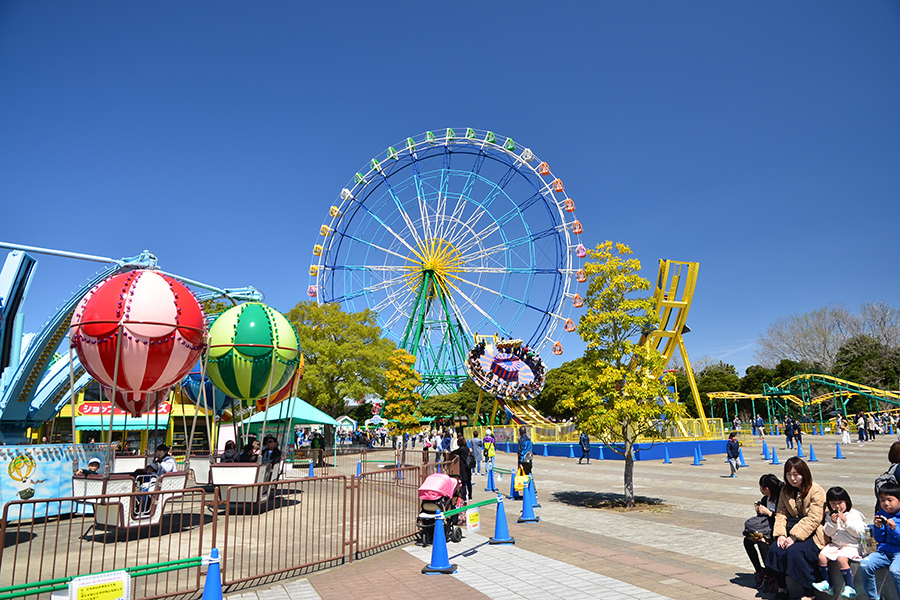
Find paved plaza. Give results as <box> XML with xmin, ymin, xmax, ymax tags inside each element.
<box><xmin>227</xmin><ymin>434</ymin><xmax>893</xmax><ymax>600</ymax></box>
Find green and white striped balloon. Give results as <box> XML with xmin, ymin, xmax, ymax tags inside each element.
<box><xmin>206</xmin><ymin>302</ymin><xmax>301</xmax><ymax>401</ymax></box>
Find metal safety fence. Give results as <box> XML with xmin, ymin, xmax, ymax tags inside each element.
<box><xmin>0</xmin><ymin>458</ymin><xmax>457</xmax><ymax>600</ymax></box>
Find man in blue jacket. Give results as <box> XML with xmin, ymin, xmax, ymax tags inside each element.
<box><xmin>517</xmin><ymin>426</ymin><xmax>533</xmax><ymax>475</ymax></box>
<box><xmin>726</xmin><ymin>432</ymin><xmax>740</xmax><ymax>478</ymax></box>
<box><xmin>578</xmin><ymin>431</ymin><xmax>591</xmax><ymax>464</ymax></box>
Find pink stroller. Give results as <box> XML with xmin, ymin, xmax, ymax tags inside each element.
<box><xmin>416</xmin><ymin>473</ymin><xmax>464</xmax><ymax>546</ymax></box>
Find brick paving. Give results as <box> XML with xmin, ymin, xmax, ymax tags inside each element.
<box><xmin>227</xmin><ymin>434</ymin><xmax>894</xmax><ymax>600</ymax></box>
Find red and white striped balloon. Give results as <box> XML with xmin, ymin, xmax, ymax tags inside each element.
<box><xmin>70</xmin><ymin>270</ymin><xmax>207</xmax><ymax>416</ymax></box>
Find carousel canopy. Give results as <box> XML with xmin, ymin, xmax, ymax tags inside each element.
<box><xmin>242</xmin><ymin>397</ymin><xmax>337</xmax><ymax>426</ymax></box>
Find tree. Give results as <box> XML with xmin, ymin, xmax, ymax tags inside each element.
<box><xmin>832</xmin><ymin>335</ymin><xmax>900</xmax><ymax>392</ymax></box>
<box><xmin>418</xmin><ymin>393</ymin><xmax>463</xmax><ymax>419</ymax></box>
<box><xmin>859</xmin><ymin>302</ymin><xmax>900</xmax><ymax>348</ymax></box>
<box><xmin>382</xmin><ymin>349</ymin><xmax>423</xmax><ymax>464</ymax></box>
<box><xmin>286</xmin><ymin>302</ymin><xmax>396</xmax><ymax>417</ymax></box>
<box><xmin>696</xmin><ymin>362</ymin><xmax>743</xmax><ymax>417</ymax></box>
<box><xmin>740</xmin><ymin>365</ymin><xmax>775</xmax><ymax>394</ymax></box>
<box><xmin>532</xmin><ymin>358</ymin><xmax>583</xmax><ymax>420</ymax></box>
<box><xmin>755</xmin><ymin>304</ymin><xmax>856</xmax><ymax>370</ymax></box>
<box><xmin>561</xmin><ymin>241</ymin><xmax>686</xmax><ymax>507</ymax></box>
<box><xmin>383</xmin><ymin>349</ymin><xmax>424</xmax><ymax>431</ymax></box>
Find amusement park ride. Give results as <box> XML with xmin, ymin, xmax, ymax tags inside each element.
<box><xmin>1</xmin><ymin>127</ymin><xmax>896</xmax><ymax>461</ymax></box>
<box><xmin>0</xmin><ymin>242</ymin><xmax>263</xmax><ymax>444</ymax></box>
<box><xmin>305</xmin><ymin>127</ymin><xmax>707</xmax><ymax>431</ymax></box>
<box><xmin>307</xmin><ymin>128</ymin><xmax>587</xmax><ymax>399</ymax></box>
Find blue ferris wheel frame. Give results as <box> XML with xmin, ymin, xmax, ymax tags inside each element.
<box><xmin>309</xmin><ymin>129</ymin><xmax>583</xmax><ymax>391</ymax></box>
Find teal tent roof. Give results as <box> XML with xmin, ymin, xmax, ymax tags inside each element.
<box><xmin>242</xmin><ymin>398</ymin><xmax>337</xmax><ymax>426</ymax></box>
<box><xmin>76</xmin><ymin>414</ymin><xmax>170</xmax><ymax>431</ymax></box>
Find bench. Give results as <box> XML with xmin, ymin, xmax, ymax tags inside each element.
<box><xmin>92</xmin><ymin>472</ymin><xmax>189</xmax><ymax>530</ymax></box>
<box><xmin>188</xmin><ymin>456</ymin><xmax>213</xmax><ymax>486</ymax></box>
<box><xmin>113</xmin><ymin>456</ymin><xmax>149</xmax><ymax>474</ymax></box>
<box><xmin>210</xmin><ymin>463</ymin><xmax>271</xmax><ymax>505</ymax></box>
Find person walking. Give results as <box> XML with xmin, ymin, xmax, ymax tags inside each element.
<box><xmin>856</xmin><ymin>412</ymin><xmax>867</xmax><ymax>444</ymax></box>
<box><xmin>517</xmin><ymin>426</ymin><xmax>533</xmax><ymax>475</ymax></box>
<box><xmin>578</xmin><ymin>431</ymin><xmax>591</xmax><ymax>464</ymax></box>
<box><xmin>483</xmin><ymin>429</ymin><xmax>496</xmax><ymax>471</ymax></box>
<box><xmin>469</xmin><ymin>430</ymin><xmax>484</xmax><ymax>476</ymax></box>
<box><xmin>727</xmin><ymin>432</ymin><xmax>741</xmax><ymax>478</ymax></box>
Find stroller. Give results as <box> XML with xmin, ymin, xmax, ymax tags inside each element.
<box><xmin>416</xmin><ymin>473</ymin><xmax>464</xmax><ymax>546</ymax></box>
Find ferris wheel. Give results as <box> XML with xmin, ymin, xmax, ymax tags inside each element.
<box><xmin>307</xmin><ymin>128</ymin><xmax>587</xmax><ymax>396</ymax></box>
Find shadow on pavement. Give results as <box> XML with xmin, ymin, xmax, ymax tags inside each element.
<box><xmin>552</xmin><ymin>490</ymin><xmax>665</xmax><ymax>509</ymax></box>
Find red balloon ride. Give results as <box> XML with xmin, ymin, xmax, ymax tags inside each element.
<box><xmin>70</xmin><ymin>270</ymin><xmax>207</xmax><ymax>416</ymax></box>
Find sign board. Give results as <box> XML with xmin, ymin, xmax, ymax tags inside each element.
<box><xmin>466</xmin><ymin>507</ymin><xmax>480</xmax><ymax>532</ymax></box>
<box><xmin>69</xmin><ymin>570</ymin><xmax>131</xmax><ymax>600</ymax></box>
<box><xmin>77</xmin><ymin>402</ymin><xmax>171</xmax><ymax>416</ymax></box>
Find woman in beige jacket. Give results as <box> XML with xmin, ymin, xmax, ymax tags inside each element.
<box><xmin>764</xmin><ymin>457</ymin><xmax>826</xmax><ymax>600</ymax></box>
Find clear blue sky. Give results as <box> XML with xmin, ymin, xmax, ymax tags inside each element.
<box><xmin>1</xmin><ymin>2</ymin><xmax>898</xmax><ymax>376</ymax></box>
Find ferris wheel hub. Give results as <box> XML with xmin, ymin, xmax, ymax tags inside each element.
<box><xmin>405</xmin><ymin>238</ymin><xmax>464</xmax><ymax>294</ymax></box>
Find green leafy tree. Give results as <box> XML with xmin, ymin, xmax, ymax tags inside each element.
<box><xmin>532</xmin><ymin>358</ymin><xmax>583</xmax><ymax>419</ymax></box>
<box><xmin>696</xmin><ymin>362</ymin><xmax>743</xmax><ymax>418</ymax></box>
<box><xmin>287</xmin><ymin>302</ymin><xmax>396</xmax><ymax>417</ymax></box>
<box><xmin>740</xmin><ymin>365</ymin><xmax>775</xmax><ymax>394</ymax></box>
<box><xmin>833</xmin><ymin>336</ymin><xmax>900</xmax><ymax>411</ymax></box>
<box><xmin>562</xmin><ymin>241</ymin><xmax>686</xmax><ymax>507</ymax></box>
<box><xmin>419</xmin><ymin>393</ymin><xmax>464</xmax><ymax>419</ymax></box>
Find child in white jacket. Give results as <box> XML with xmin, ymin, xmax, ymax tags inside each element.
<box><xmin>812</xmin><ymin>487</ymin><xmax>867</xmax><ymax>599</ymax></box>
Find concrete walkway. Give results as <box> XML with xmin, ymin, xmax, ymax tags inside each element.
<box><xmin>226</xmin><ymin>434</ymin><xmax>893</xmax><ymax>600</ymax></box>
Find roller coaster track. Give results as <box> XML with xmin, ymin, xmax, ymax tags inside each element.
<box><xmin>764</xmin><ymin>373</ymin><xmax>900</xmax><ymax>408</ymax></box>
<box><xmin>707</xmin><ymin>389</ymin><xmax>856</xmax><ymax>408</ymax></box>
<box><xmin>708</xmin><ymin>374</ymin><xmax>900</xmax><ymax>421</ymax></box>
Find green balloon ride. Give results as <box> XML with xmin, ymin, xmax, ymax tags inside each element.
<box><xmin>206</xmin><ymin>303</ymin><xmax>302</xmax><ymax>401</ymax></box>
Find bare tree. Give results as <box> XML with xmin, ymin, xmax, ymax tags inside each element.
<box><xmin>860</xmin><ymin>301</ymin><xmax>900</xmax><ymax>348</ymax></box>
<box><xmin>755</xmin><ymin>304</ymin><xmax>858</xmax><ymax>370</ymax></box>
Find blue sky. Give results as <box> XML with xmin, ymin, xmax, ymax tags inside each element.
<box><xmin>1</xmin><ymin>2</ymin><xmax>898</xmax><ymax>377</ymax></box>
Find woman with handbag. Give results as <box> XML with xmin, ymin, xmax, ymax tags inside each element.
<box><xmin>744</xmin><ymin>473</ymin><xmax>783</xmax><ymax>590</ymax></box>
<box><xmin>764</xmin><ymin>457</ymin><xmax>827</xmax><ymax>600</ymax></box>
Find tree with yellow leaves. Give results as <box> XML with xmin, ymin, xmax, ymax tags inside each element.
<box><xmin>382</xmin><ymin>349</ymin><xmax>424</xmax><ymax>465</ymax></box>
<box><xmin>562</xmin><ymin>241</ymin><xmax>686</xmax><ymax>507</ymax></box>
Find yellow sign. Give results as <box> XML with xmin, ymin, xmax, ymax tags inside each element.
<box><xmin>70</xmin><ymin>571</ymin><xmax>131</xmax><ymax>600</ymax></box>
<box><xmin>466</xmin><ymin>507</ymin><xmax>480</xmax><ymax>533</ymax></box>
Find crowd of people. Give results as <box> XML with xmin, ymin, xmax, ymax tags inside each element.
<box><xmin>465</xmin><ymin>338</ymin><xmax>547</xmax><ymax>402</ymax></box>
<box><xmin>742</xmin><ymin>444</ymin><xmax>900</xmax><ymax>600</ymax></box>
<box><xmin>732</xmin><ymin>411</ymin><xmax>900</xmax><ymax>449</ymax></box>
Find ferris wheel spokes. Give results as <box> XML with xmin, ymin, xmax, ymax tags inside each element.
<box><xmin>351</xmin><ymin>197</ymin><xmax>422</xmax><ymax>258</ymax></box>
<box><xmin>447</xmin><ymin>284</ymin><xmax>513</xmax><ymax>339</ymax></box>
<box><xmin>328</xmin><ymin>272</ymin><xmax>408</xmax><ymax>304</ymax></box>
<box><xmin>454</xmin><ymin>274</ymin><xmax>549</xmax><ymax>316</ymax></box>
<box><xmin>379</xmin><ymin>179</ymin><xmax>427</xmax><ymax>251</ymax></box>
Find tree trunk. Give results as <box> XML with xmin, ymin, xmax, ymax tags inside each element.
<box><xmin>624</xmin><ymin>430</ymin><xmax>635</xmax><ymax>507</ymax></box>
